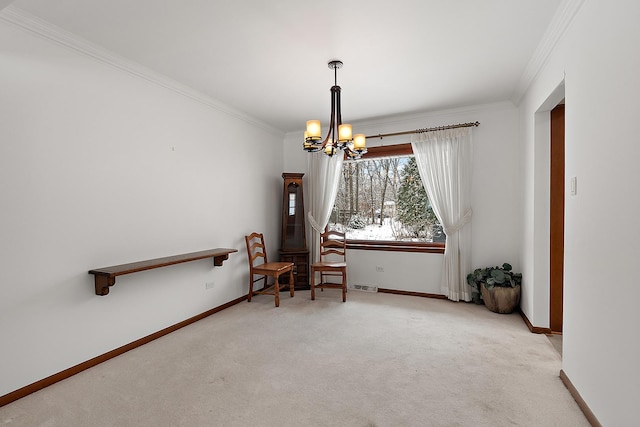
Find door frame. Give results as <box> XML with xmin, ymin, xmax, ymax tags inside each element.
<box><xmin>549</xmin><ymin>103</ymin><xmax>565</xmax><ymax>333</ymax></box>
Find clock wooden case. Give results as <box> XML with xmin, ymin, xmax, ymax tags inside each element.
<box><xmin>279</xmin><ymin>173</ymin><xmax>309</xmax><ymax>290</ymax></box>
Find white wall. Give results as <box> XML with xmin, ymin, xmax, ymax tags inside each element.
<box><xmin>519</xmin><ymin>1</ymin><xmax>640</xmax><ymax>424</ymax></box>
<box><xmin>284</xmin><ymin>102</ymin><xmax>522</xmax><ymax>295</ymax></box>
<box><xmin>0</xmin><ymin>18</ymin><xmax>284</xmax><ymax>396</ymax></box>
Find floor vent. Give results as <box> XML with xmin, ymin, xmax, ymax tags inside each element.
<box><xmin>348</xmin><ymin>284</ymin><xmax>378</xmax><ymax>292</ymax></box>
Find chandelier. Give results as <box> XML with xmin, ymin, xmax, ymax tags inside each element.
<box><xmin>303</xmin><ymin>60</ymin><xmax>367</xmax><ymax>159</ymax></box>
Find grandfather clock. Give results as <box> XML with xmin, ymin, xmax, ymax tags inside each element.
<box><xmin>279</xmin><ymin>173</ymin><xmax>309</xmax><ymax>290</ymax></box>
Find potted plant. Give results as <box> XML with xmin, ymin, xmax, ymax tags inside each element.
<box><xmin>466</xmin><ymin>263</ymin><xmax>522</xmax><ymax>314</ymax></box>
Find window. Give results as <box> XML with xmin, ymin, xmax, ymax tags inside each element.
<box><xmin>329</xmin><ymin>143</ymin><xmax>444</xmax><ymax>253</ymax></box>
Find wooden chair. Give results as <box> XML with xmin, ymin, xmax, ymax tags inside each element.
<box><xmin>310</xmin><ymin>228</ymin><xmax>347</xmax><ymax>302</ymax></box>
<box><xmin>244</xmin><ymin>232</ymin><xmax>294</xmax><ymax>307</ymax></box>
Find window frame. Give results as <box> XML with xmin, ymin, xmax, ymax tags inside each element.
<box><xmin>340</xmin><ymin>143</ymin><xmax>445</xmax><ymax>254</ymax></box>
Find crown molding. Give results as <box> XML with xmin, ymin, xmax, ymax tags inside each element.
<box><xmin>0</xmin><ymin>1</ymin><xmax>13</xmax><ymax>12</ymax></box>
<box><xmin>511</xmin><ymin>0</ymin><xmax>585</xmax><ymax>105</ymax></box>
<box><xmin>0</xmin><ymin>6</ymin><xmax>284</xmax><ymax>137</ymax></box>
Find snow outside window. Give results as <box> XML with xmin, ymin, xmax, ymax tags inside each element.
<box><xmin>329</xmin><ymin>151</ymin><xmax>444</xmax><ymax>244</ymax></box>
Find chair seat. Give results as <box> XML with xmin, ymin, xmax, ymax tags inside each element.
<box><xmin>252</xmin><ymin>262</ymin><xmax>295</xmax><ymax>275</ymax></box>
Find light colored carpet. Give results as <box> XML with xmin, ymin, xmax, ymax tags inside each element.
<box><xmin>0</xmin><ymin>290</ymin><xmax>588</xmax><ymax>426</ymax></box>
<box><xmin>547</xmin><ymin>334</ymin><xmax>563</xmax><ymax>356</ymax></box>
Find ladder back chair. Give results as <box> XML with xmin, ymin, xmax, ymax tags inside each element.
<box><xmin>244</xmin><ymin>232</ymin><xmax>294</xmax><ymax>307</ymax></box>
<box><xmin>310</xmin><ymin>228</ymin><xmax>347</xmax><ymax>302</ymax></box>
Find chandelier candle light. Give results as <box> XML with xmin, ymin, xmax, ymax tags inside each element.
<box><xmin>303</xmin><ymin>60</ymin><xmax>367</xmax><ymax>159</ymax></box>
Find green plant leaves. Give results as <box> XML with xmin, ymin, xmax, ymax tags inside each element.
<box><xmin>490</xmin><ymin>269</ymin><xmax>506</xmax><ymax>284</ymax></box>
<box><xmin>466</xmin><ymin>263</ymin><xmax>522</xmax><ymax>291</ymax></box>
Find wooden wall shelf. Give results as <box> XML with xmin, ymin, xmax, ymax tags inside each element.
<box><xmin>89</xmin><ymin>248</ymin><xmax>237</xmax><ymax>296</ymax></box>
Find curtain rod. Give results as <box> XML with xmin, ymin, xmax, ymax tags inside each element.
<box><xmin>365</xmin><ymin>121</ymin><xmax>480</xmax><ymax>140</ymax></box>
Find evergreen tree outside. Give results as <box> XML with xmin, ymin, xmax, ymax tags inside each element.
<box><xmin>397</xmin><ymin>157</ymin><xmax>438</xmax><ymax>239</ymax></box>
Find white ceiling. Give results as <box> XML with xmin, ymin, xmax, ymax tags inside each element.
<box><xmin>7</xmin><ymin>0</ymin><xmax>562</xmax><ymax>133</ymax></box>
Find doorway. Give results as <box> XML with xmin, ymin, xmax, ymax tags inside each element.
<box><xmin>549</xmin><ymin>103</ymin><xmax>565</xmax><ymax>333</ymax></box>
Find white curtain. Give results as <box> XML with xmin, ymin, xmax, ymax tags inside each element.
<box><xmin>411</xmin><ymin>128</ymin><xmax>473</xmax><ymax>302</ymax></box>
<box><xmin>307</xmin><ymin>152</ymin><xmax>344</xmax><ymax>262</ymax></box>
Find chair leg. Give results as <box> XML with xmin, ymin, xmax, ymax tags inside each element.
<box><xmin>289</xmin><ymin>269</ymin><xmax>294</xmax><ymax>298</ymax></box>
<box><xmin>342</xmin><ymin>268</ymin><xmax>347</xmax><ymax>302</ymax></box>
<box><xmin>274</xmin><ymin>275</ymin><xmax>280</xmax><ymax>307</ymax></box>
<box><xmin>248</xmin><ymin>275</ymin><xmax>253</xmax><ymax>302</ymax></box>
<box><xmin>310</xmin><ymin>269</ymin><xmax>315</xmax><ymax>300</ymax></box>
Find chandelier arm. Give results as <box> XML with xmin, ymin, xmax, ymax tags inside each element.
<box><xmin>321</xmin><ymin>85</ymin><xmax>338</xmax><ymax>150</ymax></box>
<box><xmin>335</xmin><ymin>86</ymin><xmax>342</xmax><ymax>128</ymax></box>
<box><xmin>333</xmin><ymin>86</ymin><xmax>341</xmax><ymax>149</ymax></box>
<box><xmin>334</xmin><ymin>63</ymin><xmax>342</xmax><ymax>149</ymax></box>
<box><xmin>335</xmin><ymin>86</ymin><xmax>344</xmax><ymax>151</ymax></box>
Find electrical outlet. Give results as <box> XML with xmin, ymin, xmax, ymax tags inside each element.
<box><xmin>375</xmin><ymin>266</ymin><xmax>384</xmax><ymax>272</ymax></box>
<box><xmin>205</xmin><ymin>281</ymin><xmax>215</xmax><ymax>290</ymax></box>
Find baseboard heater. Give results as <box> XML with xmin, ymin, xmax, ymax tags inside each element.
<box><xmin>348</xmin><ymin>284</ymin><xmax>378</xmax><ymax>292</ymax></box>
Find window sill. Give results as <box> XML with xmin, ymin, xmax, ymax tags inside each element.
<box><xmin>346</xmin><ymin>240</ymin><xmax>445</xmax><ymax>254</ymax></box>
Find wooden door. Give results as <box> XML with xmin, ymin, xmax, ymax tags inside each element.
<box><xmin>550</xmin><ymin>104</ymin><xmax>565</xmax><ymax>332</ymax></box>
